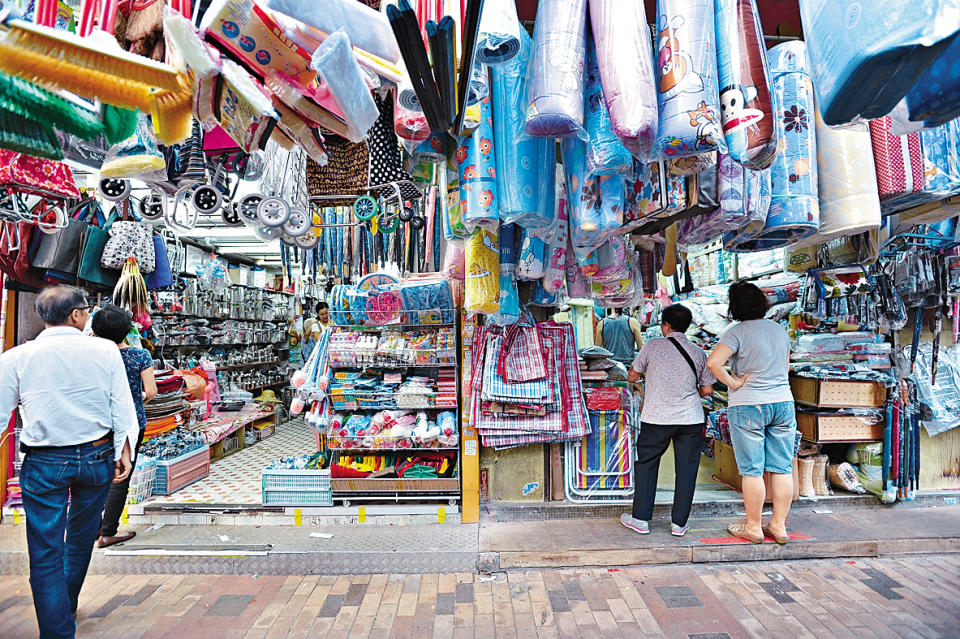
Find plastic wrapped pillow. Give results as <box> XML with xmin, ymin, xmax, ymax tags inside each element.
<box><xmin>100</xmin><ymin>113</ymin><xmax>167</xmax><ymax>179</ymax></box>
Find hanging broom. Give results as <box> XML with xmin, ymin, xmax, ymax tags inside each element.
<box><xmin>0</xmin><ymin>71</ymin><xmax>105</xmax><ymax>141</ymax></box>
<box><xmin>0</xmin><ymin>104</ymin><xmax>62</xmax><ymax>159</ymax></box>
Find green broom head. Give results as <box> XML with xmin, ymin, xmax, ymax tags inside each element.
<box><xmin>102</xmin><ymin>105</ymin><xmax>140</xmax><ymax>145</ymax></box>
<box><xmin>0</xmin><ymin>72</ymin><xmax>105</xmax><ymax>141</ymax></box>
<box><xmin>0</xmin><ymin>105</ymin><xmax>63</xmax><ymax>160</ymax></box>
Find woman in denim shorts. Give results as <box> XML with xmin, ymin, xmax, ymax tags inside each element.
<box><xmin>707</xmin><ymin>282</ymin><xmax>797</xmax><ymax>544</ymax></box>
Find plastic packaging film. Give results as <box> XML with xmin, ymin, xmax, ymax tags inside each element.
<box><xmin>443</xmin><ymin>141</ymin><xmax>470</xmax><ymax>239</ymax></box>
<box><xmin>517</xmin><ymin>230</ymin><xmax>547</xmax><ymax>280</ymax></box>
<box><xmin>561</xmin><ymin>137</ymin><xmax>624</xmax><ymax>252</ymax></box>
<box><xmin>543</xmin><ymin>175</ymin><xmax>569</xmax><ymax>293</ymax></box>
<box><xmin>458</xmin><ymin>95</ymin><xmax>499</xmax><ymax>231</ymax></box>
<box><xmin>722</xmin><ymin>164</ymin><xmax>771</xmax><ymax>252</ymax></box>
<box><xmin>587</xmin><ymin>0</ymin><xmax>658</xmax><ymax>160</ymax></box>
<box><xmin>919</xmin><ymin>120</ymin><xmax>960</xmax><ymax>199</ymax></box>
<box><xmin>905</xmin><ymin>35</ymin><xmax>960</xmax><ymax>127</ymax></box>
<box><xmin>654</xmin><ymin>0</ymin><xmax>724</xmax><ymax>158</ymax></box>
<box><xmin>476</xmin><ymin>0</ymin><xmax>523</xmax><ymax>65</ymax></box>
<box><xmin>524</xmin><ymin>0</ymin><xmax>588</xmax><ymax>138</ymax></box>
<box><xmin>395</xmin><ymin>81</ymin><xmax>430</xmax><ymax>142</ymax></box>
<box><xmin>714</xmin><ymin>0</ymin><xmax>777</xmax><ymax>170</ymax></box>
<box><xmin>584</xmin><ymin>32</ymin><xmax>634</xmax><ymax>176</ymax></box>
<box><xmin>464</xmin><ymin>228</ymin><xmax>501</xmax><ymax>315</ymax></box>
<box><xmin>491</xmin><ymin>223</ymin><xmax>521</xmax><ymax>325</ymax></box>
<box><xmin>311</xmin><ymin>31</ymin><xmax>380</xmax><ymax>143</ymax></box>
<box><xmin>490</xmin><ymin>27</ymin><xmax>557</xmax><ymax>229</ymax></box>
<box><xmin>443</xmin><ymin>239</ymin><xmax>466</xmax><ymax>281</ymax></box>
<box><xmin>728</xmin><ymin>41</ymin><xmax>818</xmax><ymax>251</ymax></box>
<box><xmin>799</xmin><ymin>0</ymin><xmax>960</xmax><ymax>126</ymax></box>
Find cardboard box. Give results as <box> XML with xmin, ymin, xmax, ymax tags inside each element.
<box><xmin>713</xmin><ymin>440</ymin><xmax>799</xmax><ymax>502</ymax></box>
<box><xmin>478</xmin><ymin>445</ymin><xmax>545</xmax><ymax>502</ymax></box>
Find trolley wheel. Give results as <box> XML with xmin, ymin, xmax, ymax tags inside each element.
<box><xmin>191</xmin><ymin>185</ymin><xmax>222</xmax><ymax>213</ymax></box>
<box><xmin>294</xmin><ymin>229</ymin><xmax>320</xmax><ymax>249</ymax></box>
<box><xmin>139</xmin><ymin>192</ymin><xmax>165</xmax><ymax>220</ymax></box>
<box><xmin>238</xmin><ymin>194</ymin><xmax>263</xmax><ymax>223</ymax></box>
<box><xmin>279</xmin><ymin>233</ymin><xmax>298</xmax><ymax>247</ymax></box>
<box><xmin>377</xmin><ymin>213</ymin><xmax>399</xmax><ymax>234</ymax></box>
<box><xmin>282</xmin><ymin>207</ymin><xmax>311</xmax><ymax>237</ymax></box>
<box><xmin>353</xmin><ymin>195</ymin><xmax>378</xmax><ymax>221</ymax></box>
<box><xmin>409</xmin><ymin>215</ymin><xmax>425</xmax><ymax>230</ymax></box>
<box><xmin>221</xmin><ymin>201</ymin><xmax>243</xmax><ymax>226</ymax></box>
<box><xmin>398</xmin><ymin>206</ymin><xmax>414</xmax><ymax>222</ymax></box>
<box><xmin>99</xmin><ymin>178</ymin><xmax>130</xmax><ymax>201</ymax></box>
<box><xmin>448</xmin><ymin>499</ymin><xmax>458</xmax><ymax>507</ymax></box>
<box><xmin>257</xmin><ymin>196</ymin><xmax>291</xmax><ymax>227</ymax></box>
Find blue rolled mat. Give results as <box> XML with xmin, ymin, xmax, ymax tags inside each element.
<box><xmin>905</xmin><ymin>35</ymin><xmax>960</xmax><ymax>127</ymax></box>
<box><xmin>584</xmin><ymin>31</ymin><xmax>633</xmax><ymax>176</ymax></box>
<box><xmin>561</xmin><ymin>137</ymin><xmax>625</xmax><ymax>252</ymax></box>
<box><xmin>491</xmin><ymin>26</ymin><xmax>556</xmax><ymax>229</ymax></box>
<box><xmin>654</xmin><ymin>0</ymin><xmax>724</xmax><ymax>158</ymax></box>
<box><xmin>525</xmin><ymin>0</ymin><xmax>588</xmax><ymax>138</ymax></box>
<box><xmin>458</xmin><ymin>95</ymin><xmax>499</xmax><ymax>231</ymax></box>
<box><xmin>491</xmin><ymin>223</ymin><xmax>521</xmax><ymax>326</ymax></box>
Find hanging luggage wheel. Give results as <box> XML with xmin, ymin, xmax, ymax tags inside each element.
<box><xmin>221</xmin><ymin>201</ymin><xmax>243</xmax><ymax>226</ymax></box>
<box><xmin>353</xmin><ymin>195</ymin><xmax>378</xmax><ymax>221</ymax></box>
<box><xmin>192</xmin><ymin>185</ymin><xmax>222</xmax><ymax>213</ymax></box>
<box><xmin>295</xmin><ymin>229</ymin><xmax>320</xmax><ymax>249</ymax></box>
<box><xmin>99</xmin><ymin>178</ymin><xmax>130</xmax><ymax>201</ymax></box>
<box><xmin>398</xmin><ymin>206</ymin><xmax>414</xmax><ymax>222</ymax></box>
<box><xmin>279</xmin><ymin>233</ymin><xmax>299</xmax><ymax>247</ymax></box>
<box><xmin>139</xmin><ymin>192</ymin><xmax>165</xmax><ymax>220</ymax></box>
<box><xmin>409</xmin><ymin>215</ymin><xmax>425</xmax><ymax>230</ymax></box>
<box><xmin>378</xmin><ymin>213</ymin><xmax>399</xmax><ymax>234</ymax></box>
<box><xmin>238</xmin><ymin>194</ymin><xmax>263</xmax><ymax>223</ymax></box>
<box><xmin>282</xmin><ymin>207</ymin><xmax>311</xmax><ymax>237</ymax></box>
<box><xmin>257</xmin><ymin>196</ymin><xmax>291</xmax><ymax>227</ymax></box>
<box><xmin>254</xmin><ymin>225</ymin><xmax>283</xmax><ymax>242</ymax></box>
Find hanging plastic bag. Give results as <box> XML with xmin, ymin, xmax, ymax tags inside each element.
<box><xmin>583</xmin><ymin>31</ymin><xmax>634</xmax><ymax>176</ymax></box>
<box><xmin>517</xmin><ymin>229</ymin><xmax>547</xmax><ymax>280</ymax></box>
<box><xmin>543</xmin><ymin>175</ymin><xmax>569</xmax><ymax>293</ymax></box>
<box><xmin>311</xmin><ymin>31</ymin><xmax>380</xmax><ymax>142</ymax></box>
<box><xmin>100</xmin><ymin>114</ymin><xmax>167</xmax><ymax>179</ymax></box>
<box><xmin>464</xmin><ymin>228</ymin><xmax>500</xmax><ymax>315</ymax></box>
<box><xmin>562</xmin><ymin>137</ymin><xmax>624</xmax><ymax>252</ymax></box>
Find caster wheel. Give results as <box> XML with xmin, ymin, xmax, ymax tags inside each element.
<box><xmin>99</xmin><ymin>178</ymin><xmax>130</xmax><ymax>201</ymax></box>
<box><xmin>238</xmin><ymin>193</ymin><xmax>263</xmax><ymax>223</ymax></box>
<box><xmin>253</xmin><ymin>225</ymin><xmax>283</xmax><ymax>242</ymax></box>
<box><xmin>342</xmin><ymin>500</ymin><xmax>352</xmax><ymax>508</ymax></box>
<box><xmin>409</xmin><ymin>215</ymin><xmax>425</xmax><ymax>230</ymax></box>
<box><xmin>294</xmin><ymin>229</ymin><xmax>320</xmax><ymax>249</ymax></box>
<box><xmin>282</xmin><ymin>207</ymin><xmax>311</xmax><ymax>237</ymax></box>
<box><xmin>139</xmin><ymin>193</ymin><xmax>165</xmax><ymax>220</ymax></box>
<box><xmin>192</xmin><ymin>185</ymin><xmax>222</xmax><ymax>213</ymax></box>
<box><xmin>398</xmin><ymin>206</ymin><xmax>414</xmax><ymax>222</ymax></box>
<box><xmin>378</xmin><ymin>213</ymin><xmax>399</xmax><ymax>234</ymax></box>
<box><xmin>221</xmin><ymin>201</ymin><xmax>243</xmax><ymax>226</ymax></box>
<box><xmin>257</xmin><ymin>196</ymin><xmax>291</xmax><ymax>227</ymax></box>
<box><xmin>279</xmin><ymin>233</ymin><xmax>299</xmax><ymax>247</ymax></box>
<box><xmin>353</xmin><ymin>195</ymin><xmax>378</xmax><ymax>221</ymax></box>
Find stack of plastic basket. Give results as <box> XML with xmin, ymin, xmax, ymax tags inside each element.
<box><xmin>126</xmin><ymin>459</ymin><xmax>158</xmax><ymax>505</ymax></box>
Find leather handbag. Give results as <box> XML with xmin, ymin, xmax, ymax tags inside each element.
<box><xmin>30</xmin><ymin>200</ymin><xmax>94</xmax><ymax>275</ymax></box>
<box><xmin>147</xmin><ymin>234</ymin><xmax>174</xmax><ymax>289</ymax></box>
<box><xmin>78</xmin><ymin>206</ymin><xmax>121</xmax><ymax>288</ymax></box>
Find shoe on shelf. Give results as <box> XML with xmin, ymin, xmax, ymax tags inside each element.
<box><xmin>670</xmin><ymin>522</ymin><xmax>690</xmax><ymax>537</ymax></box>
<box><xmin>619</xmin><ymin>514</ymin><xmax>649</xmax><ymax>534</ymax></box>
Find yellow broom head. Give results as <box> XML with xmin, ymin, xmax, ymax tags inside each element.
<box><xmin>151</xmin><ymin>74</ymin><xmax>194</xmax><ymax>144</ymax></box>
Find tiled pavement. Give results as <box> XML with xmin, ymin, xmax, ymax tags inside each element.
<box><xmin>1</xmin><ymin>555</ymin><xmax>959</xmax><ymax>638</ymax></box>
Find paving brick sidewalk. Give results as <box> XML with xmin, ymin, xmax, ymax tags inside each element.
<box><xmin>1</xmin><ymin>554</ymin><xmax>958</xmax><ymax>638</ymax></box>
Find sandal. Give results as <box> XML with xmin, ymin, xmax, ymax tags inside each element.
<box><xmin>727</xmin><ymin>521</ymin><xmax>764</xmax><ymax>544</ymax></box>
<box><xmin>762</xmin><ymin>525</ymin><xmax>790</xmax><ymax>545</ymax></box>
<box><xmin>97</xmin><ymin>531</ymin><xmax>136</xmax><ymax>548</ymax></box>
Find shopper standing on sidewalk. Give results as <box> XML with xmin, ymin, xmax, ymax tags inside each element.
<box><xmin>91</xmin><ymin>304</ymin><xmax>157</xmax><ymax>549</ymax></box>
<box><xmin>707</xmin><ymin>281</ymin><xmax>797</xmax><ymax>545</ymax></box>
<box><xmin>621</xmin><ymin>304</ymin><xmax>715</xmax><ymax>537</ymax></box>
<box><xmin>0</xmin><ymin>285</ymin><xmax>138</xmax><ymax>639</ymax></box>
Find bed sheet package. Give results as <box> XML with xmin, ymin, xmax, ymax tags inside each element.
<box><xmin>397</xmin><ymin>279</ymin><xmax>456</xmax><ymax>325</ymax></box>
<box><xmin>458</xmin><ymin>95</ymin><xmax>499</xmax><ymax>232</ymax></box>
<box><xmin>491</xmin><ymin>224</ymin><xmax>521</xmax><ymax>326</ymax></box>
<box><xmin>542</xmin><ymin>176</ymin><xmax>569</xmax><ymax>293</ymax></box>
<box><xmin>794</xmin><ymin>112</ymin><xmax>881</xmax><ymax>249</ymax></box>
<box><xmin>624</xmin><ymin>161</ymin><xmax>665</xmax><ymax>227</ymax></box>
<box><xmin>561</xmin><ymin>137</ymin><xmax>624</xmax><ymax>252</ymax></box>
<box><xmin>587</xmin><ymin>0</ymin><xmax>658</xmax><ymax>160</ymax></box>
<box><xmin>920</xmin><ymin>120</ymin><xmax>960</xmax><ymax>198</ymax></box>
<box><xmin>442</xmin><ymin>239</ymin><xmax>465</xmax><ymax>281</ymax></box>
<box><xmin>714</xmin><ymin>0</ymin><xmax>777</xmax><ymax>170</ymax></box>
<box><xmin>654</xmin><ymin>0</ymin><xmax>724</xmax><ymax>159</ymax></box>
<box><xmin>678</xmin><ymin>153</ymin><xmax>742</xmax><ymax>247</ymax></box>
<box><xmin>904</xmin><ymin>35</ymin><xmax>960</xmax><ymax>127</ymax></box>
<box><xmin>583</xmin><ymin>31</ymin><xmax>638</xmax><ymax>176</ymax></box>
<box><xmin>490</xmin><ymin>27</ymin><xmax>556</xmax><ymax>229</ymax></box>
<box><xmin>465</xmin><ymin>228</ymin><xmax>501</xmax><ymax>315</ymax></box>
<box><xmin>721</xmin><ymin>165</ymin><xmax>772</xmax><ymax>252</ymax></box>
<box><xmin>798</xmin><ymin>0</ymin><xmax>960</xmax><ymax>126</ymax></box>
<box><xmin>525</xmin><ymin>0</ymin><xmax>588</xmax><ymax>138</ymax></box>
<box><xmin>476</xmin><ymin>0</ymin><xmax>524</xmax><ymax>65</ymax></box>
<box><xmin>728</xmin><ymin>41</ymin><xmax>818</xmax><ymax>252</ymax></box>
<box><xmin>310</xmin><ymin>31</ymin><xmax>379</xmax><ymax>143</ymax></box>
<box><xmin>869</xmin><ymin>116</ymin><xmax>926</xmax><ymax>213</ymax></box>
<box><xmin>564</xmin><ymin>236</ymin><xmax>591</xmax><ymax>298</ymax></box>
<box><xmin>517</xmin><ymin>229</ymin><xmax>547</xmax><ymax>280</ymax></box>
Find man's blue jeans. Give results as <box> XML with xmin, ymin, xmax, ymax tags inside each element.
<box><xmin>20</xmin><ymin>440</ymin><xmax>113</xmax><ymax>639</ymax></box>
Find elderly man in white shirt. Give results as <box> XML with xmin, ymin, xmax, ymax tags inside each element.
<box><xmin>0</xmin><ymin>285</ymin><xmax>138</xmax><ymax>639</ymax></box>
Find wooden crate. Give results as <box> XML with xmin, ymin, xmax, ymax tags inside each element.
<box><xmin>790</xmin><ymin>376</ymin><xmax>886</xmax><ymax>409</ymax></box>
<box><xmin>796</xmin><ymin>410</ymin><xmax>883</xmax><ymax>443</ymax></box>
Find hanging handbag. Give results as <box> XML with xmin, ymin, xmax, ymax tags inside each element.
<box><xmin>100</xmin><ymin>203</ymin><xmax>156</xmax><ymax>272</ymax></box>
<box><xmin>0</xmin><ymin>222</ymin><xmax>48</xmax><ymax>289</ymax></box>
<box><xmin>0</xmin><ymin>150</ymin><xmax>80</xmax><ymax>199</ymax></box>
<box><xmin>29</xmin><ymin>199</ymin><xmax>94</xmax><ymax>275</ymax></box>
<box><xmin>78</xmin><ymin>205</ymin><xmax>121</xmax><ymax>288</ymax></box>
<box><xmin>147</xmin><ymin>233</ymin><xmax>174</xmax><ymax>289</ymax></box>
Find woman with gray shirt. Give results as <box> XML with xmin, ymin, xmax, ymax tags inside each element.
<box><xmin>707</xmin><ymin>282</ymin><xmax>796</xmax><ymax>545</ymax></box>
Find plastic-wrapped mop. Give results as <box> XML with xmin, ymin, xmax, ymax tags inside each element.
<box><xmin>490</xmin><ymin>26</ymin><xmax>556</xmax><ymax>229</ymax></box>
<box><xmin>458</xmin><ymin>95</ymin><xmax>499</xmax><ymax>231</ymax></box>
<box><xmin>525</xmin><ymin>0</ymin><xmax>588</xmax><ymax>138</ymax></box>
<box><xmin>654</xmin><ymin>0</ymin><xmax>724</xmax><ymax>158</ymax></box>
<box><xmin>714</xmin><ymin>0</ymin><xmax>777</xmax><ymax>170</ymax></box>
<box><xmin>587</xmin><ymin>0</ymin><xmax>657</xmax><ymax>160</ymax></box>
<box><xmin>465</xmin><ymin>228</ymin><xmax>500</xmax><ymax>315</ymax></box>
<box><xmin>583</xmin><ymin>31</ymin><xmax>634</xmax><ymax>176</ymax></box>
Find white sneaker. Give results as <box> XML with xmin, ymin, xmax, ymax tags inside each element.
<box><xmin>671</xmin><ymin>522</ymin><xmax>691</xmax><ymax>537</ymax></box>
<box><xmin>620</xmin><ymin>514</ymin><xmax>649</xmax><ymax>534</ymax></box>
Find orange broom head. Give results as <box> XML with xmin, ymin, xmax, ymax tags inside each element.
<box><xmin>151</xmin><ymin>74</ymin><xmax>194</xmax><ymax>144</ymax></box>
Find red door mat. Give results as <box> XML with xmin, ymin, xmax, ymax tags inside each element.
<box><xmin>699</xmin><ymin>532</ymin><xmax>811</xmax><ymax>545</ymax></box>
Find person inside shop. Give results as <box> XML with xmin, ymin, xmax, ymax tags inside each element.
<box><xmin>0</xmin><ymin>285</ymin><xmax>138</xmax><ymax>638</ymax></box>
<box><xmin>91</xmin><ymin>304</ymin><xmax>158</xmax><ymax>549</ymax></box>
<box><xmin>595</xmin><ymin>306</ymin><xmax>645</xmax><ymax>368</ymax></box>
<box><xmin>302</xmin><ymin>318</ymin><xmax>321</xmax><ymax>362</ymax></box>
<box><xmin>621</xmin><ymin>303</ymin><xmax>715</xmax><ymax>537</ymax></box>
<box><xmin>315</xmin><ymin>301</ymin><xmax>330</xmax><ymax>331</ymax></box>
<box><xmin>707</xmin><ymin>281</ymin><xmax>797</xmax><ymax>545</ymax></box>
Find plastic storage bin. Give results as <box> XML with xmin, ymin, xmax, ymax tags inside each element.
<box><xmin>152</xmin><ymin>445</ymin><xmax>211</xmax><ymax>495</ymax></box>
<box><xmin>261</xmin><ymin>468</ymin><xmax>333</xmax><ymax>506</ymax></box>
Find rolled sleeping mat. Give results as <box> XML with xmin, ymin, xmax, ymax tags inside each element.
<box><xmin>458</xmin><ymin>95</ymin><xmax>500</xmax><ymax>232</ymax></box>
<box><xmin>525</xmin><ymin>0</ymin><xmax>588</xmax><ymax>138</ymax></box>
<box><xmin>587</xmin><ymin>0</ymin><xmax>658</xmax><ymax>160</ymax></box>
<box><xmin>475</xmin><ymin>0</ymin><xmax>524</xmax><ymax>65</ymax></box>
<box><xmin>395</xmin><ymin>82</ymin><xmax>430</xmax><ymax>142</ymax></box>
<box><xmin>714</xmin><ymin>0</ymin><xmax>777</xmax><ymax>170</ymax></box>
<box><xmin>491</xmin><ymin>26</ymin><xmax>557</xmax><ymax>229</ymax></box>
<box><xmin>728</xmin><ymin>41</ymin><xmax>818</xmax><ymax>251</ymax></box>
<box><xmin>490</xmin><ymin>223</ymin><xmax>521</xmax><ymax>326</ymax></box>
<box><xmin>562</xmin><ymin>137</ymin><xmax>626</xmax><ymax>252</ymax></box>
<box><xmin>654</xmin><ymin>0</ymin><xmax>724</xmax><ymax>158</ymax></box>
<box><xmin>584</xmin><ymin>30</ymin><xmax>634</xmax><ymax>176</ymax></box>
<box><xmin>792</xmin><ymin>113</ymin><xmax>880</xmax><ymax>249</ymax></box>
